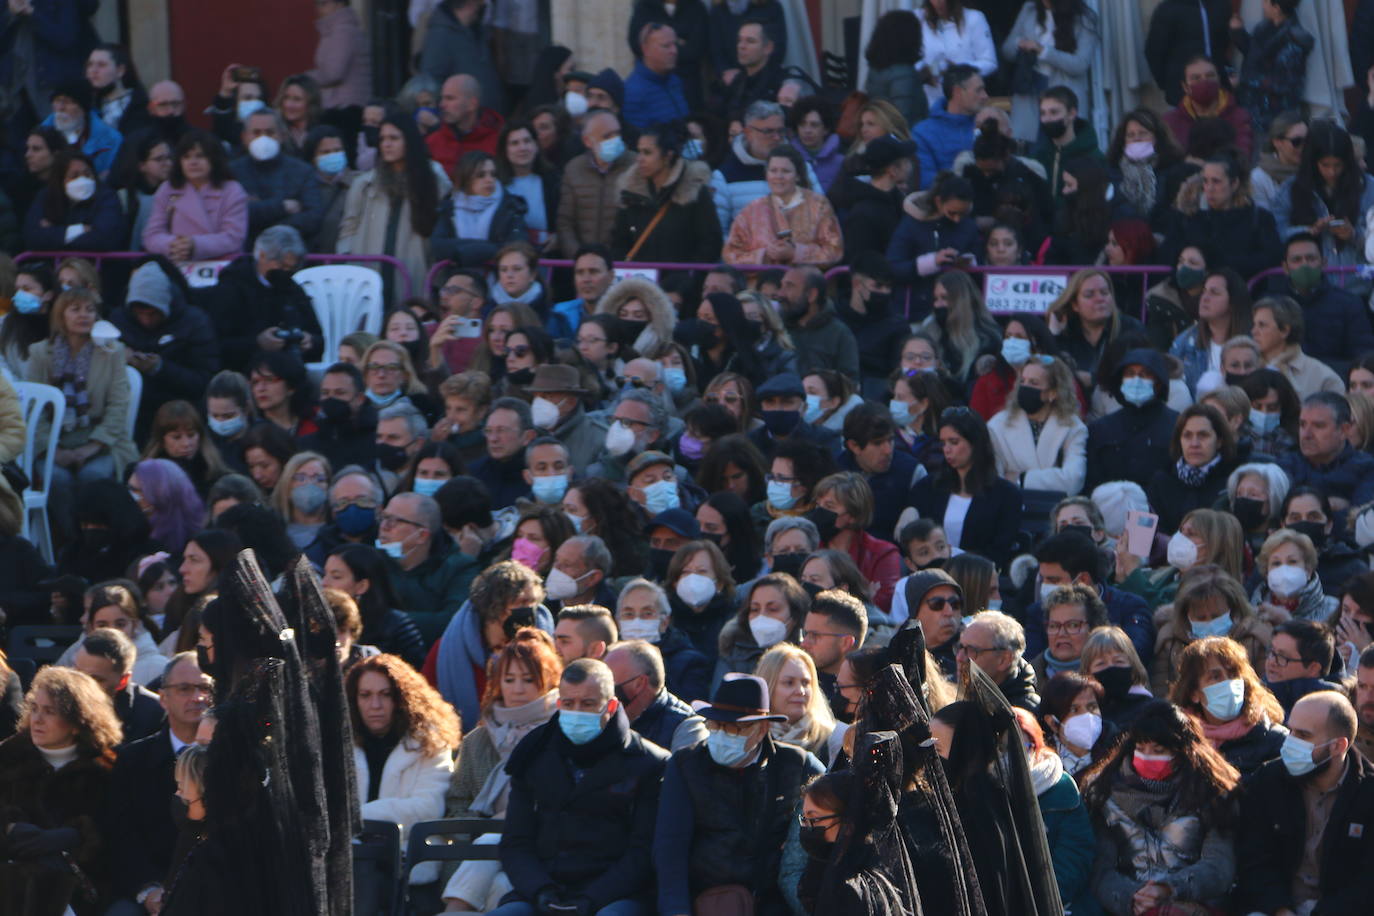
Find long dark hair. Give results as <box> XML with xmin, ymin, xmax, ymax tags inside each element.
<box><xmin>922</xmin><ymin>0</ymin><xmax>965</xmax><ymax>27</ymax></box>
<box><xmin>329</xmin><ymin>544</ymin><xmax>400</xmax><ymax>629</ymax></box>
<box><xmin>43</xmin><ymin>150</ymin><xmax>99</xmax><ymax>224</ymax></box>
<box><xmin>1105</xmin><ymin>108</ymin><xmax>1184</xmax><ymax>168</ymax></box>
<box><xmin>705</xmin><ymin>491</ymin><xmax>762</xmax><ymax>583</ymax></box>
<box><xmin>1080</xmin><ymin>699</ymin><xmax>1239</xmax><ymax>829</ymax></box>
<box><xmin>1290</xmin><ymin>120</ymin><xmax>1365</xmax><ymax>226</ymax></box>
<box><xmin>1036</xmin><ymin>0</ymin><xmax>1096</xmax><ymax>54</ymax></box>
<box><xmin>865</xmin><ymin>9</ymin><xmax>922</xmax><ymax>68</ymax></box>
<box><xmin>170</xmin><ymin>129</ymin><xmax>232</xmax><ymax>189</ymax></box>
<box><xmin>1056</xmin><ymin>158</ymin><xmax>1111</xmax><ymax>250</ymax></box>
<box><xmin>2</xmin><ymin>261</ymin><xmax>55</xmax><ymax>361</ymax></box>
<box><xmin>380</xmin><ymin>113</ymin><xmax>439</xmax><ymax>237</ymax></box>
<box><xmin>116</xmin><ymin>129</ymin><xmax>172</xmax><ymax>193</ymax></box>
<box><xmin>495</xmin><ymin>119</ymin><xmax>550</xmax><ymax>183</ymax></box>
<box><xmin>936</xmin><ymin>406</ymin><xmax>997</xmax><ymax>494</ymax></box>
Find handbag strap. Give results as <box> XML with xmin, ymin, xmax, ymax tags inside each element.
<box><xmin>625</xmin><ymin>200</ymin><xmax>673</xmax><ymax>261</ymax></box>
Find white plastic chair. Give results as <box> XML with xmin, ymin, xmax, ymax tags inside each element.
<box><xmin>14</xmin><ymin>382</ymin><xmax>65</xmax><ymax>563</ymax></box>
<box><xmin>293</xmin><ymin>265</ymin><xmax>384</xmax><ymax>380</ymax></box>
<box><xmin>124</xmin><ymin>364</ymin><xmax>142</xmax><ymax>442</ymax></box>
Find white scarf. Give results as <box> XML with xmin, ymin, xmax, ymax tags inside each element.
<box><xmin>490</xmin><ymin>279</ymin><xmax>544</xmax><ymax>307</ymax></box>
<box><xmin>469</xmin><ymin>691</ymin><xmax>559</xmax><ymax>817</ymax></box>
<box><xmin>451</xmin><ymin>187</ymin><xmax>503</xmax><ymax>240</ymax></box>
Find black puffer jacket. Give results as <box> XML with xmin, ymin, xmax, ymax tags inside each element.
<box><xmin>1217</xmin><ymin>718</ymin><xmax>1286</xmax><ymax>781</ymax></box>
<box><xmin>1085</xmin><ymin>348</ymin><xmax>1180</xmax><ymax>491</ymax></box>
<box><xmin>501</xmin><ymin>709</ymin><xmax>669</xmax><ymax>910</ymax></box>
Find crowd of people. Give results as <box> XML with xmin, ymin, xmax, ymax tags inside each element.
<box><xmin>5</xmin><ymin>0</ymin><xmax>1374</xmax><ymax>914</ymax></box>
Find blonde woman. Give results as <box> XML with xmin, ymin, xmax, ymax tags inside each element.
<box><xmin>1115</xmin><ymin>507</ymin><xmax>1246</xmax><ymax>611</ymax></box>
<box><xmin>596</xmin><ymin>276</ymin><xmax>678</xmax><ymax>355</ymax></box>
<box><xmin>360</xmin><ymin>339</ymin><xmax>431</xmax><ymax>412</ymax></box>
<box><xmin>269</xmin><ymin>451</ymin><xmax>333</xmax><ymax>551</ymax></box>
<box><xmin>738</xmin><ymin>289</ymin><xmax>796</xmax><ymax>379</ymax></box>
<box><xmin>986</xmin><ymin>354</ymin><xmax>1087</xmax><ymax>494</ymax></box>
<box><xmin>1079</xmin><ymin>625</ymin><xmax>1153</xmax><ymax>730</ymax></box>
<box><xmin>919</xmin><ymin>270</ymin><xmax>1001</xmax><ymax>382</ymax></box>
<box><xmin>1152</xmin><ymin>564</ymin><xmax>1274</xmax><ymax>696</ymax></box>
<box><xmin>1249</xmin><ymin>528</ymin><xmax>1336</xmax><ymax>625</ymax></box>
<box><xmin>755</xmin><ymin>642</ymin><xmax>835</xmax><ymax>763</ymax></box>
<box><xmin>1047</xmin><ymin>268</ymin><xmax>1145</xmax><ymax>388</ymax></box>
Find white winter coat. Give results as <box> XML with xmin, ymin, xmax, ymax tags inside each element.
<box><xmin>987</xmin><ymin>408</ymin><xmax>1089</xmax><ymax>495</ymax></box>
<box><xmin>353</xmin><ymin>737</ymin><xmax>455</xmax><ymax>884</ymax></box>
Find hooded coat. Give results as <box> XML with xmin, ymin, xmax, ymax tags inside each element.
<box><xmin>1084</xmin><ymin>348</ymin><xmax>1180</xmax><ymax>492</ymax></box>
<box><xmin>611</xmin><ymin>157</ymin><xmax>721</xmax><ymax>263</ymax></box>
<box><xmin>597</xmin><ymin>275</ymin><xmax>679</xmax><ymax>354</ymax></box>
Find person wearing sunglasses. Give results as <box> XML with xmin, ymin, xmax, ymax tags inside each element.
<box><xmin>903</xmin><ymin>567</ymin><xmax>965</xmax><ymax>679</ymax></box>
<box><xmin>1249</xmin><ymin>110</ymin><xmax>1307</xmax><ymax>212</ymax></box>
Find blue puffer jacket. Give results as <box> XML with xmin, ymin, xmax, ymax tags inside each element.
<box><xmin>1038</xmin><ymin>770</ymin><xmax>1101</xmax><ymax>916</ymax></box>
<box><xmin>38</xmin><ymin>111</ymin><xmax>122</xmax><ymax>176</ymax></box>
<box><xmin>912</xmin><ymin>97</ymin><xmax>975</xmax><ymax>189</ymax></box>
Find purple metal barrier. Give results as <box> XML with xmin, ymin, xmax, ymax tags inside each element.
<box><xmin>15</xmin><ymin>251</ymin><xmax>416</xmax><ymax>300</ymax></box>
<box><xmin>424</xmin><ymin>258</ymin><xmax>844</xmax><ymax>295</ymax></box>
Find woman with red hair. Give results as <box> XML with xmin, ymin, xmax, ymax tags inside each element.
<box><xmin>1101</xmin><ymin>218</ymin><xmax>1156</xmax><ymax>314</ymax></box>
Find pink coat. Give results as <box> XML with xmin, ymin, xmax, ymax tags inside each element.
<box><xmin>721</xmin><ymin>188</ymin><xmax>843</xmax><ymax>268</ymax></box>
<box><xmin>308</xmin><ymin>6</ymin><xmax>373</xmax><ymax>110</ymax></box>
<box><xmin>142</xmin><ymin>180</ymin><xmax>249</xmax><ymax>260</ymax></box>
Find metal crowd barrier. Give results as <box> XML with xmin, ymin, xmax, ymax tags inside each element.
<box><xmin>14</xmin><ymin>251</ymin><xmax>416</xmax><ymax>300</ymax></box>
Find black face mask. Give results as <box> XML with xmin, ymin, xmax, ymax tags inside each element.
<box><xmin>1287</xmin><ymin>520</ymin><xmax>1327</xmax><ymax>549</ymax></box>
<box><xmin>701</xmin><ymin>531</ymin><xmax>723</xmax><ymax>548</ymax></box>
<box><xmin>1015</xmin><ymin>385</ymin><xmax>1045</xmax><ymax>414</ymax></box>
<box><xmin>799</xmin><ymin>824</ymin><xmax>834</xmax><ymax>859</ymax></box>
<box><xmin>1059</xmin><ymin>523</ymin><xmax>1095</xmax><ymax>542</ymax></box>
<box><xmin>770</xmin><ymin>552</ymin><xmax>807</xmax><ymax>580</ymax></box>
<box><xmin>806</xmin><ymin>507</ymin><xmax>840</xmax><ymax>544</ymax></box>
<box><xmin>82</xmin><ymin>527</ymin><xmax>115</xmax><ymax>550</ymax></box>
<box><xmin>647</xmin><ymin>547</ymin><xmax>675</xmax><ymax>582</ymax></box>
<box><xmin>1232</xmin><ymin>496</ymin><xmax>1268</xmax><ymax>530</ymax></box>
<box><xmin>170</xmin><ymin>793</ymin><xmax>198</xmax><ymax>831</ymax></box>
<box><xmin>801</xmin><ymin>580</ymin><xmax>825</xmax><ymax>600</ymax></box>
<box><xmin>503</xmin><ymin>606</ymin><xmax>536</xmax><ymax>640</ymax></box>
<box><xmin>932</xmin><ymin>306</ymin><xmax>949</xmax><ymax>327</ymax></box>
<box><xmin>761</xmin><ymin>409</ymin><xmax>802</xmax><ymax>438</ymax></box>
<box><xmin>1093</xmin><ymin>664</ymin><xmax>1134</xmax><ymax>701</ymax></box>
<box><xmin>1224</xmin><ymin>371</ymin><xmax>1252</xmax><ymax>386</ymax></box>
<box><xmin>865</xmin><ymin>292</ymin><xmax>892</xmax><ymax>315</ymax></box>
<box><xmin>362</xmin><ymin>125</ymin><xmax>380</xmax><ymax>147</ymax></box>
<box><xmin>154</xmin><ymin>114</ymin><xmax>186</xmax><ymax>139</ymax></box>
<box><xmin>376</xmin><ymin>442</ymin><xmax>410</xmax><ymax>472</ymax></box>
<box><xmin>619</xmin><ymin>318</ymin><xmax>649</xmax><ymax>340</ymax></box>
<box><xmin>264</xmin><ymin>268</ymin><xmax>295</xmax><ymax>287</ymax></box>
<box><xmin>507</xmin><ymin>367</ymin><xmax>535</xmax><ymax>387</ymax></box>
<box><xmin>1042</xmin><ymin>119</ymin><xmax>1068</xmax><ymax>140</ymax></box>
<box><xmin>318</xmin><ymin>397</ymin><xmax>352</xmax><ymax>425</ymax></box>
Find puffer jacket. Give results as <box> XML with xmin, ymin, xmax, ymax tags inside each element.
<box><xmin>557</xmin><ymin>149</ymin><xmax>636</xmax><ymax>257</ymax></box>
<box><xmin>885</xmin><ymin>189</ymin><xmax>982</xmax><ymax>318</ymax></box>
<box><xmin>610</xmin><ymin>158</ymin><xmax>721</xmax><ymax>264</ymax></box>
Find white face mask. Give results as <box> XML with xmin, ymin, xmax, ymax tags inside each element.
<box><xmin>544</xmin><ymin>567</ymin><xmax>586</xmax><ymax>601</ymax></box>
<box><xmin>618</xmin><ymin>617</ymin><xmax>661</xmax><ymax>643</ymax></box>
<box><xmin>604</xmin><ymin>420</ymin><xmax>637</xmax><ymax>456</ymax></box>
<box><xmin>564</xmin><ymin>91</ymin><xmax>589</xmax><ymax>117</ymax></box>
<box><xmin>248</xmin><ymin>134</ymin><xmax>281</xmax><ymax>161</ymax></box>
<box><xmin>65</xmin><ymin>176</ymin><xmax>96</xmax><ymax>203</ymax></box>
<box><xmin>1166</xmin><ymin>531</ymin><xmax>1198</xmax><ymax>570</ymax></box>
<box><xmin>1061</xmin><ymin>711</ymin><xmax>1102</xmax><ymax>749</ymax></box>
<box><xmin>531</xmin><ymin>396</ymin><xmax>561</xmax><ymax>429</ymax></box>
<box><xmin>748</xmin><ymin>614</ymin><xmax>789</xmax><ymax>649</ymax></box>
<box><xmin>1267</xmin><ymin>563</ymin><xmax>1308</xmax><ymax>598</ymax></box>
<box><xmin>676</xmin><ymin>573</ymin><xmax>716</xmax><ymax>607</ymax></box>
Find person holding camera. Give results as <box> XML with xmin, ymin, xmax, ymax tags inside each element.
<box><xmin>208</xmin><ymin>224</ymin><xmax>324</xmax><ymax>371</ymax></box>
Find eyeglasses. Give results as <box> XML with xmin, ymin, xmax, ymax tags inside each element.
<box><xmin>612</xmin><ymin>416</ymin><xmax>652</xmax><ymax>432</ymax></box>
<box><xmin>162</xmin><ymin>682</ymin><xmax>213</xmax><ymax>697</ymax></box>
<box><xmin>1281</xmin><ymin>134</ymin><xmax>1306</xmax><ymax>146</ymax></box>
<box><xmin>1267</xmin><ymin>648</ymin><xmax>1302</xmax><ymax>666</ymax></box>
<box><xmin>366</xmin><ymin>362</ymin><xmax>403</xmax><ymax>374</ymax></box>
<box><xmin>616</xmin><ymin>376</ymin><xmax>649</xmax><ymax>389</ymax></box>
<box><xmin>800</xmin><ymin>629</ymin><xmax>846</xmax><ymax>641</ymax></box>
<box><xmin>1046</xmin><ymin>619</ymin><xmax>1088</xmax><ymax>635</ymax></box>
<box><xmin>378</xmin><ymin>513</ymin><xmax>424</xmax><ymax>530</ymax></box>
<box><xmin>957</xmin><ymin>643</ymin><xmax>1005</xmax><ymax>659</ymax></box>
<box><xmin>923</xmin><ymin>596</ymin><xmax>963</xmax><ymax>612</ymax></box>
<box><xmin>798</xmin><ymin>812</ymin><xmax>839</xmax><ymax>828</ymax></box>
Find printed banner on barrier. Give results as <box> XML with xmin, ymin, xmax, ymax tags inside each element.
<box><xmin>983</xmin><ymin>272</ymin><xmax>1069</xmax><ymax>313</ymax></box>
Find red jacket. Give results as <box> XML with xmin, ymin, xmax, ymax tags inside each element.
<box><xmin>425</xmin><ymin>109</ymin><xmax>505</xmax><ymax>180</ymax></box>
<box><xmin>1162</xmin><ymin>93</ymin><xmax>1254</xmax><ymax>162</ymax></box>
<box><xmin>841</xmin><ymin>531</ymin><xmax>902</xmax><ymax>614</ymax></box>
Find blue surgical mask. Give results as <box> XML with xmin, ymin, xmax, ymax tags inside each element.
<box><xmin>375</xmin><ymin>537</ymin><xmax>405</xmax><ymax>560</ymax></box>
<box><xmin>889</xmin><ymin>399</ymin><xmax>913</xmax><ymax>428</ymax></box>
<box><xmin>532</xmin><ymin>473</ymin><xmax>569</xmax><ymax>504</ymax></box>
<box><xmin>663</xmin><ymin>366</ymin><xmax>688</xmax><ymax>393</ymax></box>
<box><xmin>1190</xmin><ymin>612</ymin><xmax>1232</xmax><ymax>640</ymax></box>
<box><xmin>566</xmin><ymin>511</ymin><xmax>584</xmax><ymax>533</ymax></box>
<box><xmin>598</xmin><ymin>136</ymin><xmax>625</xmax><ymax>162</ymax></box>
<box><xmin>11</xmin><ymin>289</ymin><xmax>42</xmax><ymax>315</ymax></box>
<box><xmin>803</xmin><ymin>394</ymin><xmax>824</xmax><ymax>423</ymax></box>
<box><xmin>1001</xmin><ymin>336</ymin><xmax>1031</xmax><ymax>366</ymax></box>
<box><xmin>237</xmin><ymin>98</ymin><xmax>266</xmax><ymax>121</ymax></box>
<box><xmin>413</xmin><ymin>477</ymin><xmax>444</xmax><ymax>498</ymax></box>
<box><xmin>1280</xmin><ymin>733</ymin><xmax>1333</xmax><ymax>776</ymax></box>
<box><xmin>706</xmin><ymin>728</ymin><xmax>753</xmax><ymax>767</ymax></box>
<box><xmin>558</xmin><ymin>708</ymin><xmax>606</xmax><ymax>745</ymax></box>
<box><xmin>682</xmin><ymin>138</ymin><xmax>705</xmax><ymax>161</ymax></box>
<box><xmin>1249</xmin><ymin>409</ymin><xmax>1280</xmax><ymax>434</ymax></box>
<box><xmin>1201</xmin><ymin>677</ymin><xmax>1245</xmax><ymax>721</ymax></box>
<box><xmin>643</xmin><ymin>478</ymin><xmax>680</xmax><ymax>514</ymax></box>
<box><xmin>316</xmin><ymin>151</ymin><xmax>347</xmax><ymax>175</ymax></box>
<box><xmin>207</xmin><ymin>414</ymin><xmax>246</xmax><ymax>438</ymax></box>
<box><xmin>986</xmin><ymin>598</ymin><xmax>1002</xmax><ymax>611</ymax></box>
<box><xmin>1119</xmin><ymin>377</ymin><xmax>1155</xmax><ymax>407</ymax></box>
<box><xmin>767</xmin><ymin>479</ymin><xmax>797</xmax><ymax>510</ymax></box>
<box><xmin>366</xmin><ymin>388</ymin><xmax>402</xmax><ymax>408</ymax></box>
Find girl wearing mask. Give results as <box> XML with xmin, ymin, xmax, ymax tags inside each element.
<box><xmin>141</xmin><ymin>399</ymin><xmax>231</xmax><ymax>496</ymax></box>
<box><xmin>1105</xmin><ymin>109</ymin><xmax>1184</xmax><ymax>218</ymax></box>
<box><xmin>2</xmin><ymin>262</ymin><xmax>57</xmax><ymax>378</ymax></box>
<box><xmin>401</xmin><ymin>441</ymin><xmax>464</xmax><ymax>499</ymax></box>
<box><xmin>987</xmin><ymin>354</ymin><xmax>1087</xmax><ymax>494</ymax></box>
<box><xmin>918</xmin><ymin>271</ymin><xmax>1002</xmax><ymax>386</ymax></box>
<box><xmin>204</xmin><ymin>371</ymin><xmax>257</xmax><ymax>471</ymax></box>
<box><xmin>615</xmin><ymin>578</ymin><xmax>711</xmax><ymax>703</ymax></box>
<box><xmin>1081</xmin><ymin>700</ymin><xmax>1239</xmax><ymax>915</ymax></box>
<box><xmin>305</xmin><ymin>125</ymin><xmax>357</xmax><ymax>252</ymax></box>
<box><xmin>802</xmin><ymin>370</ymin><xmax>863</xmax><ymax>432</ymax></box>
<box><xmin>143</xmin><ymin>130</ymin><xmax>249</xmax><ymax>261</ymax></box>
<box><xmin>503</xmin><ymin>503</ymin><xmax>576</xmax><ymax>579</ymax></box>
<box><xmin>1039</xmin><ymin>670</ymin><xmax>1113</xmax><ymax>779</ymax></box>
<box><xmin>1237</xmin><ymin>367</ymin><xmax>1301</xmax><ymax>458</ymax></box>
<box><xmin>270</xmin><ymin>452</ymin><xmax>332</xmax><ymax>551</ymax></box>
<box><xmin>1250</xmin><ymin>528</ymin><xmax>1336</xmax><ymax>625</ymax></box>
<box><xmin>890</xmin><ymin>365</ymin><xmax>955</xmax><ymax>473</ymax></box>
<box><xmin>1152</xmin><ymin>564</ymin><xmax>1273</xmax><ymax>696</ymax></box>
<box><xmin>1170</xmin><ymin>635</ymin><xmax>1287</xmax><ymax>778</ymax></box>
<box><xmin>811</xmin><ymin>472</ymin><xmax>902</xmax><ymax>613</ymax></box>
<box><xmin>360</xmin><ymin>340</ymin><xmax>436</xmax><ymax>419</ymax></box>
<box><xmin>440</xmin><ymin>629</ymin><xmax>561</xmax><ymax>911</ymax></box>
<box><xmin>696</xmin><ymin>491</ymin><xmax>763</xmax><ymax>585</ymax></box>
<box><xmin>23</xmin><ymin>150</ymin><xmax>126</xmax><ymax>251</ymax></box>
<box><xmin>431</xmin><ymin>152</ymin><xmax>529</xmax><ymax>267</ymax></box>
<box><xmin>755</xmin><ymin>643</ymin><xmax>835</xmax><ymax>762</ymax></box>
<box><xmin>383</xmin><ymin>307</ymin><xmax>435</xmax><ymax>378</ymax></box>
<box><xmin>1144</xmin><ymin>244</ymin><xmax>1209</xmax><ymax>352</ymax></box>
<box><xmin>970</xmin><ymin>312</ymin><xmax>1062</xmax><ymax>420</ymax></box>
<box><xmin>1081</xmin><ymin>626</ymin><xmax>1154</xmax><ymax>731</ymax></box>
<box><xmin>714</xmin><ymin>573</ymin><xmax>810</xmax><ymax>687</ymax></box>
<box><xmin>665</xmin><ymin>540</ymin><xmax>737</xmax><ymax>665</ymax></box>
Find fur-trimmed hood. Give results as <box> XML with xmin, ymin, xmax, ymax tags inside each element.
<box><xmin>596</xmin><ymin>275</ymin><xmax>678</xmax><ymax>352</ymax></box>
<box><xmin>618</xmin><ymin>156</ymin><xmax>713</xmax><ymax>208</ymax></box>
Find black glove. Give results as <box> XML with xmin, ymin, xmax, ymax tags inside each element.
<box><xmin>7</xmin><ymin>823</ymin><xmax>79</xmax><ymax>857</ymax></box>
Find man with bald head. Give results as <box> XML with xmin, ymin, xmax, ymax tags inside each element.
<box><xmin>143</xmin><ymin>81</ymin><xmax>190</xmax><ymax>144</ymax></box>
<box><xmin>379</xmin><ymin>491</ymin><xmax>480</xmax><ymax>642</ymax></box>
<box><xmin>557</xmin><ymin>109</ymin><xmax>635</xmax><ymax>257</ymax></box>
<box><xmin>1236</xmin><ymin>690</ymin><xmax>1374</xmax><ymax>915</ymax></box>
<box><xmin>425</xmin><ymin>73</ymin><xmax>504</xmax><ymax>181</ymax></box>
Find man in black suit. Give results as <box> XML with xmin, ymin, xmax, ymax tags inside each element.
<box><xmin>71</xmin><ymin>629</ymin><xmax>164</xmax><ymax>742</ymax></box>
<box><xmin>104</xmin><ymin>652</ymin><xmax>213</xmax><ymax>916</ymax></box>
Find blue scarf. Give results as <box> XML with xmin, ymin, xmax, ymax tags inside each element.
<box><xmin>435</xmin><ymin>600</ymin><xmax>554</xmax><ymax>729</ymax></box>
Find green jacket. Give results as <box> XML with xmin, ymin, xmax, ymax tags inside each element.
<box><xmin>388</xmin><ymin>539</ymin><xmax>480</xmax><ymax>644</ymax></box>
<box><xmin>1038</xmin><ymin>771</ymin><xmax>1101</xmax><ymax>916</ymax></box>
<box><xmin>1031</xmin><ymin>119</ymin><xmax>1104</xmax><ymax>197</ymax></box>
